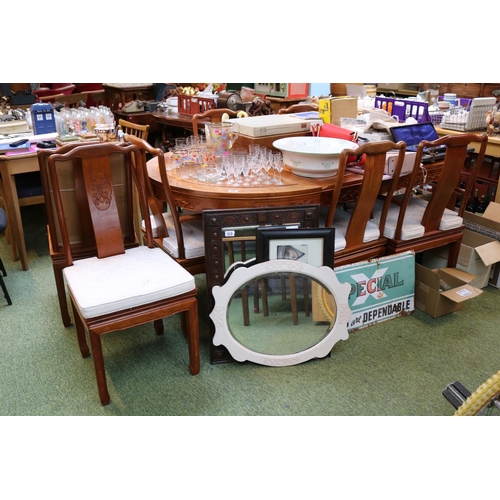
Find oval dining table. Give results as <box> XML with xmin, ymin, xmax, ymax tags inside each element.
<box><xmin>146</xmin><ymin>157</ymin><xmax>366</xmax><ymax>211</ymax></box>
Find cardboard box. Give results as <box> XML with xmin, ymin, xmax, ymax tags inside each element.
<box><xmin>462</xmin><ymin>202</ymin><xmax>500</xmax><ymax>287</ymax></box>
<box><xmin>456</xmin><ymin>229</ymin><xmax>500</xmax><ymax>288</ymax></box>
<box><xmin>318</xmin><ymin>97</ymin><xmax>358</xmax><ymax>126</ymax></box>
<box><xmin>421</xmin><ymin>229</ymin><xmax>500</xmax><ymax>288</ymax></box>
<box><xmin>415</xmin><ymin>264</ymin><xmax>482</xmax><ymax>318</ymax></box>
<box><xmin>463</xmin><ymin>201</ymin><xmax>500</xmax><ymax>241</ymax></box>
<box><xmin>313</xmin><ymin>251</ymin><xmax>415</xmax><ymax>331</ymax></box>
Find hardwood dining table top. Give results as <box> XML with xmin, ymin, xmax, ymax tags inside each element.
<box><xmin>146</xmin><ymin>156</ymin><xmax>366</xmax><ymax>211</ymax></box>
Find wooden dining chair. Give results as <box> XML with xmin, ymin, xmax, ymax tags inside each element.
<box><xmin>374</xmin><ymin>133</ymin><xmax>489</xmax><ymax>267</ymax></box>
<box><xmin>124</xmin><ymin>134</ymin><xmax>206</xmax><ymax>276</ymax></box>
<box><xmin>38</xmin><ymin>93</ymin><xmax>65</xmax><ymax>103</ymax></box>
<box><xmin>46</xmin><ymin>142</ymin><xmax>199</xmax><ymax>405</ymax></box>
<box><xmin>38</xmin><ymin>142</ymin><xmax>141</xmax><ymax>327</ymax></box>
<box><xmin>323</xmin><ymin>140</ymin><xmax>407</xmax><ymax>268</ymax></box>
<box><xmin>278</xmin><ymin>103</ymin><xmax>319</xmax><ymax>114</ymax></box>
<box><xmin>84</xmin><ymin>90</ymin><xmax>106</xmax><ymax>107</ymax></box>
<box><xmin>191</xmin><ymin>108</ymin><xmax>239</xmax><ymax>136</ymax></box>
<box><xmin>56</xmin><ymin>92</ymin><xmax>89</xmax><ymax>108</ymax></box>
<box><xmin>118</xmin><ymin>119</ymin><xmax>150</xmax><ymax>140</ymax></box>
<box><xmin>117</xmin><ymin>120</ymin><xmax>150</xmax><ymax>237</ymax></box>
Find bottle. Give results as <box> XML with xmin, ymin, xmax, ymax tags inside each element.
<box><xmin>466</xmin><ymin>188</ymin><xmax>479</xmax><ymax>213</ymax></box>
<box><xmin>476</xmin><ymin>194</ymin><xmax>488</xmax><ymax>214</ymax></box>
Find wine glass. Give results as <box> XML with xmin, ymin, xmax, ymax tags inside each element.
<box><xmin>273</xmin><ymin>153</ymin><xmax>285</xmax><ymax>185</ymax></box>
<box><xmin>222</xmin><ymin>153</ymin><xmax>235</xmax><ymax>185</ymax></box>
<box><xmin>213</xmin><ymin>154</ymin><xmax>225</xmax><ymax>184</ymax></box>
<box><xmin>247</xmin><ymin>154</ymin><xmax>260</xmax><ymax>185</ymax></box>
<box><xmin>262</xmin><ymin>148</ymin><xmax>273</xmax><ymax>185</ymax></box>
<box><xmin>232</xmin><ymin>153</ymin><xmax>245</xmax><ymax>186</ymax></box>
<box><xmin>241</xmin><ymin>155</ymin><xmax>251</xmax><ymax>186</ymax></box>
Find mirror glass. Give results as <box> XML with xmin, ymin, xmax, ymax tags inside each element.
<box><xmin>210</xmin><ymin>260</ymin><xmax>350</xmax><ymax>366</ymax></box>
<box><xmin>227</xmin><ymin>272</ymin><xmax>337</xmax><ymax>355</ymax></box>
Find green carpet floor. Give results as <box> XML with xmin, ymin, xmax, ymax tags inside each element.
<box><xmin>1</xmin><ymin>205</ymin><xmax>500</xmax><ymax>416</ymax></box>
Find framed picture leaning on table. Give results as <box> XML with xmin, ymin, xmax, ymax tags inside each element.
<box><xmin>256</xmin><ymin>227</ymin><xmax>335</xmax><ymax>267</ymax></box>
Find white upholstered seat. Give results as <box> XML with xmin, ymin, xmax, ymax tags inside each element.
<box><xmin>63</xmin><ymin>246</ymin><xmax>195</xmax><ymax>319</ymax></box>
<box><xmin>372</xmin><ymin>195</ymin><xmax>462</xmax><ymax>242</ymax></box>
<box><xmin>322</xmin><ymin>207</ymin><xmax>381</xmax><ymax>252</ymax></box>
<box><xmin>143</xmin><ymin>213</ymin><xmax>205</xmax><ymax>259</ymax></box>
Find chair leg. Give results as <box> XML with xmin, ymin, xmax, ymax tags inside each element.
<box><xmin>53</xmin><ymin>263</ymin><xmax>73</xmax><ymax>327</ymax></box>
<box><xmin>180</xmin><ymin>313</ymin><xmax>188</xmax><ymax>338</ymax></box>
<box><xmin>303</xmin><ymin>277</ymin><xmax>310</xmax><ymax>317</ymax></box>
<box><xmin>185</xmin><ymin>299</ymin><xmax>200</xmax><ymax>375</ymax></box>
<box><xmin>259</xmin><ymin>279</ymin><xmax>269</xmax><ymax>317</ymax></box>
<box><xmin>88</xmin><ymin>330</ymin><xmax>110</xmax><ymax>406</ymax></box>
<box><xmin>281</xmin><ymin>275</ymin><xmax>287</xmax><ymax>300</ymax></box>
<box><xmin>0</xmin><ymin>256</ymin><xmax>6</xmax><ymax>276</ymax></box>
<box><xmin>447</xmin><ymin>239</ymin><xmax>462</xmax><ymax>268</ymax></box>
<box><xmin>0</xmin><ymin>273</ymin><xmax>12</xmax><ymax>305</ymax></box>
<box><xmin>241</xmin><ymin>287</ymin><xmax>250</xmax><ymax>326</ymax></box>
<box><xmin>253</xmin><ymin>280</ymin><xmax>260</xmax><ymax>313</ymax></box>
<box><xmin>70</xmin><ymin>300</ymin><xmax>90</xmax><ymax>358</ymax></box>
<box><xmin>154</xmin><ymin>318</ymin><xmax>164</xmax><ymax>335</ymax></box>
<box><xmin>290</xmin><ymin>274</ymin><xmax>298</xmax><ymax>325</ymax></box>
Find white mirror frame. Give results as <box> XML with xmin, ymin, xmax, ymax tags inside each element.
<box><xmin>210</xmin><ymin>260</ymin><xmax>352</xmax><ymax>367</ymax></box>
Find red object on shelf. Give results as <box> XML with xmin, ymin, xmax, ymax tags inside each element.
<box><xmin>177</xmin><ymin>94</ymin><xmax>216</xmax><ymax>116</ymax></box>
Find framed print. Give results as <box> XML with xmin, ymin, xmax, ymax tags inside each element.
<box><xmin>257</xmin><ymin>227</ymin><xmax>335</xmax><ymax>268</ymax></box>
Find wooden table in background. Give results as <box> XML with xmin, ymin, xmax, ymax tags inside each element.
<box><xmin>102</xmin><ymin>83</ymin><xmax>154</xmax><ymax>110</ymax></box>
<box><xmin>266</xmin><ymin>96</ymin><xmax>305</xmax><ymax>113</ymax></box>
<box><xmin>0</xmin><ymin>151</ymin><xmax>40</xmax><ymax>270</ymax></box>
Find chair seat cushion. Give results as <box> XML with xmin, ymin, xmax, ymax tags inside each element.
<box><xmin>63</xmin><ymin>246</ymin><xmax>196</xmax><ymax>319</ymax></box>
<box><xmin>320</xmin><ymin>207</ymin><xmax>380</xmax><ymax>252</ymax></box>
<box><xmin>373</xmin><ymin>196</ymin><xmax>463</xmax><ymax>241</ymax></box>
<box><xmin>410</xmin><ymin>196</ymin><xmax>463</xmax><ymax>230</ymax></box>
<box><xmin>143</xmin><ymin>213</ymin><xmax>205</xmax><ymax>259</ymax></box>
<box><xmin>373</xmin><ymin>199</ymin><xmax>425</xmax><ymax>240</ymax></box>
<box><xmin>162</xmin><ymin>214</ymin><xmax>205</xmax><ymax>259</ymax></box>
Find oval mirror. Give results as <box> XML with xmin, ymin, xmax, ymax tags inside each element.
<box><xmin>211</xmin><ymin>260</ymin><xmax>351</xmax><ymax>366</ymax></box>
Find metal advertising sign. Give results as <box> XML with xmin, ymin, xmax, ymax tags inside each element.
<box><xmin>313</xmin><ymin>251</ymin><xmax>415</xmax><ymax>331</ymax></box>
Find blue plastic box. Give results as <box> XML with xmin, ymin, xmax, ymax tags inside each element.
<box><xmin>30</xmin><ymin>103</ymin><xmax>57</xmax><ymax>135</ymax></box>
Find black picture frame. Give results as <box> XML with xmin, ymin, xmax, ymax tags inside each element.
<box><xmin>257</xmin><ymin>227</ymin><xmax>335</xmax><ymax>268</ymax></box>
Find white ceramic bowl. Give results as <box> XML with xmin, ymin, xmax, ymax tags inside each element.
<box><xmin>273</xmin><ymin>137</ymin><xmax>358</xmax><ymax>178</ymax></box>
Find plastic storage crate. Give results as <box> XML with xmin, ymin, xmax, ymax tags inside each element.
<box><xmin>374</xmin><ymin>96</ymin><xmax>430</xmax><ymax>123</ymax></box>
<box><xmin>30</xmin><ymin>103</ymin><xmax>57</xmax><ymax>135</ymax></box>
<box><xmin>439</xmin><ymin>97</ymin><xmax>496</xmax><ymax>132</ymax></box>
<box><xmin>178</xmin><ymin>94</ymin><xmax>217</xmax><ymax>116</ymax></box>
<box><xmin>429</xmin><ymin>98</ymin><xmax>472</xmax><ymax>126</ymax></box>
